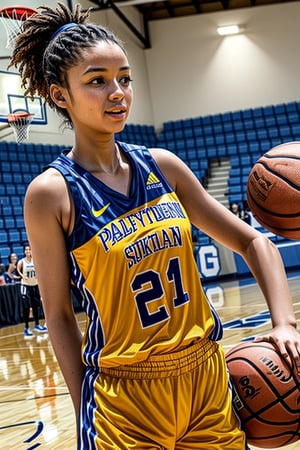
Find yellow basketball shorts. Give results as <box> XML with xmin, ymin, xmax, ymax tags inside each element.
<box><xmin>81</xmin><ymin>339</ymin><xmax>248</xmax><ymax>449</ymax></box>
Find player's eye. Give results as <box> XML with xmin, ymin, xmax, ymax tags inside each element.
<box><xmin>120</xmin><ymin>75</ymin><xmax>133</xmax><ymax>86</ymax></box>
<box><xmin>90</xmin><ymin>77</ymin><xmax>105</xmax><ymax>85</ymax></box>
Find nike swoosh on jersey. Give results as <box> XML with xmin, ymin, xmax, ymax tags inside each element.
<box><xmin>92</xmin><ymin>203</ymin><xmax>110</xmax><ymax>218</ymax></box>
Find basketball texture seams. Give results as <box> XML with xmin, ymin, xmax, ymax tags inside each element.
<box><xmin>225</xmin><ymin>341</ymin><xmax>300</xmax><ymax>448</ymax></box>
<box><xmin>247</xmin><ymin>142</ymin><xmax>300</xmax><ymax>238</ymax></box>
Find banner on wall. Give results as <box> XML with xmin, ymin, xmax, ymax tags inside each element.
<box><xmin>195</xmin><ymin>240</ymin><xmax>300</xmax><ymax>282</ymax></box>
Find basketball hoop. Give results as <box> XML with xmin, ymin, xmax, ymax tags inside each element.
<box><xmin>0</xmin><ymin>5</ymin><xmax>36</xmax><ymax>49</ymax></box>
<box><xmin>8</xmin><ymin>111</ymin><xmax>34</xmax><ymax>143</ymax></box>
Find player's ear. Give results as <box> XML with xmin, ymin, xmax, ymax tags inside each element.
<box><xmin>50</xmin><ymin>84</ymin><xmax>68</xmax><ymax>109</ymax></box>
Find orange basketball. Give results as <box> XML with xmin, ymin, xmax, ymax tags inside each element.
<box><xmin>246</xmin><ymin>142</ymin><xmax>300</xmax><ymax>239</ymax></box>
<box><xmin>225</xmin><ymin>341</ymin><xmax>300</xmax><ymax>448</ymax></box>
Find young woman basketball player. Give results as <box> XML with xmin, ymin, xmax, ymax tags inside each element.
<box><xmin>9</xmin><ymin>2</ymin><xmax>300</xmax><ymax>448</ymax></box>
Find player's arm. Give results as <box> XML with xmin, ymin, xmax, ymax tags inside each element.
<box><xmin>16</xmin><ymin>259</ymin><xmax>23</xmax><ymax>279</ymax></box>
<box><xmin>24</xmin><ymin>169</ymin><xmax>84</xmax><ymax>418</ymax></box>
<box><xmin>151</xmin><ymin>148</ymin><xmax>300</xmax><ymax>368</ymax></box>
<box><xmin>7</xmin><ymin>263</ymin><xmax>20</xmax><ymax>280</ymax></box>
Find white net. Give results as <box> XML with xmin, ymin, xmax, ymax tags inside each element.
<box><xmin>0</xmin><ymin>7</ymin><xmax>35</xmax><ymax>49</ymax></box>
<box><xmin>8</xmin><ymin>113</ymin><xmax>34</xmax><ymax>144</ymax></box>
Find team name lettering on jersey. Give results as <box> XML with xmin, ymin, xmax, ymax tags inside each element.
<box><xmin>124</xmin><ymin>225</ymin><xmax>182</xmax><ymax>269</ymax></box>
<box><xmin>98</xmin><ymin>201</ymin><xmax>185</xmax><ymax>252</ymax></box>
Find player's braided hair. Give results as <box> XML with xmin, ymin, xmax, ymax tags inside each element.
<box><xmin>8</xmin><ymin>2</ymin><xmax>126</xmax><ymax>126</ymax></box>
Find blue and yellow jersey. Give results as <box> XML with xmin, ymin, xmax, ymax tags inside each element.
<box><xmin>48</xmin><ymin>142</ymin><xmax>222</xmax><ymax>369</ymax></box>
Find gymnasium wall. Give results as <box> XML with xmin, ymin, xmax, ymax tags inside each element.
<box><xmin>145</xmin><ymin>1</ymin><xmax>300</xmax><ymax>129</ymax></box>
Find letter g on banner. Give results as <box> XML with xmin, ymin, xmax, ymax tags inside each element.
<box><xmin>198</xmin><ymin>244</ymin><xmax>220</xmax><ymax>279</ymax></box>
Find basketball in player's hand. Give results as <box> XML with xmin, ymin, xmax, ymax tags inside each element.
<box><xmin>225</xmin><ymin>341</ymin><xmax>300</xmax><ymax>448</ymax></box>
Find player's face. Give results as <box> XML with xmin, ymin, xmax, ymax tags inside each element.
<box><xmin>10</xmin><ymin>253</ymin><xmax>17</xmax><ymax>263</ymax></box>
<box><xmin>24</xmin><ymin>246</ymin><xmax>31</xmax><ymax>257</ymax></box>
<box><xmin>59</xmin><ymin>42</ymin><xmax>133</xmax><ymax>135</ymax></box>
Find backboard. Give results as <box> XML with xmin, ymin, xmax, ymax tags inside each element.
<box><xmin>0</xmin><ymin>1</ymin><xmax>65</xmax><ymax>126</ymax></box>
<box><xmin>0</xmin><ymin>70</ymin><xmax>47</xmax><ymax>124</ymax></box>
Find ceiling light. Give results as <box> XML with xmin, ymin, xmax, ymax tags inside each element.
<box><xmin>217</xmin><ymin>25</ymin><xmax>240</xmax><ymax>36</ymax></box>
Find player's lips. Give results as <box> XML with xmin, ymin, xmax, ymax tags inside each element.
<box><xmin>105</xmin><ymin>106</ymin><xmax>127</xmax><ymax>116</ymax></box>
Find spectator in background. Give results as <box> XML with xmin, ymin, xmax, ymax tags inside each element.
<box><xmin>229</xmin><ymin>202</ymin><xmax>243</xmax><ymax>219</ymax></box>
<box><xmin>0</xmin><ymin>257</ymin><xmax>6</xmax><ymax>285</ymax></box>
<box><xmin>17</xmin><ymin>244</ymin><xmax>47</xmax><ymax>337</ymax></box>
<box><xmin>229</xmin><ymin>202</ymin><xmax>250</xmax><ymax>224</ymax></box>
<box><xmin>5</xmin><ymin>252</ymin><xmax>21</xmax><ymax>284</ymax></box>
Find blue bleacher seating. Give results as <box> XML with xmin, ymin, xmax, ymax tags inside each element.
<box><xmin>12</xmin><ymin>245</ymin><xmax>24</xmax><ymax>258</ymax></box>
<box><xmin>215</xmin><ymin>134</ymin><xmax>225</xmax><ymax>145</ymax></box>
<box><xmin>276</xmin><ymin>114</ymin><xmax>288</xmax><ymax>126</ymax></box>
<box><xmin>8</xmin><ymin>230</ymin><xmax>20</xmax><ymax>243</ymax></box>
<box><xmin>1</xmin><ymin>106</ymin><xmax>300</xmax><ymax>253</ymax></box>
<box><xmin>246</xmin><ymin>130</ymin><xmax>256</xmax><ymax>141</ymax></box>
<box><xmin>204</xmin><ymin>136</ymin><xmax>215</xmax><ymax>147</ymax></box>
<box><xmin>211</xmin><ymin>114</ymin><xmax>222</xmax><ymax>124</ymax></box>
<box><xmin>248</xmin><ymin>142</ymin><xmax>260</xmax><ymax>153</ymax></box>
<box><xmin>268</xmin><ymin>127</ymin><xmax>279</xmax><ymax>139</ymax></box>
<box><xmin>243</xmin><ymin>118</ymin><xmax>254</xmax><ymax>129</ymax></box>
<box><xmin>221</xmin><ymin>112</ymin><xmax>232</xmax><ymax>123</ymax></box>
<box><xmin>2</xmin><ymin>173</ymin><xmax>12</xmax><ymax>184</ymax></box>
<box><xmin>279</xmin><ymin>126</ymin><xmax>292</xmax><ymax>139</ymax></box>
<box><xmin>6</xmin><ymin>185</ymin><xmax>16</xmax><ymax>196</ymax></box>
<box><xmin>257</xmin><ymin>129</ymin><xmax>268</xmax><ymax>140</ymax></box>
<box><xmin>203</xmin><ymin>125</ymin><xmax>213</xmax><ymax>135</ymax></box>
<box><xmin>286</xmin><ymin>102</ymin><xmax>298</xmax><ymax>113</ymax></box>
<box><xmin>13</xmin><ymin>206</ymin><xmax>23</xmax><ymax>216</ymax></box>
<box><xmin>0</xmin><ymin>231</ymin><xmax>8</xmax><ymax>244</ymax></box>
<box><xmin>287</xmin><ymin>112</ymin><xmax>299</xmax><ymax>124</ymax></box>
<box><xmin>0</xmin><ymin>197</ymin><xmax>10</xmax><ymax>207</ymax></box>
<box><xmin>252</xmin><ymin>107</ymin><xmax>263</xmax><ymax>118</ymax></box>
<box><xmin>253</xmin><ymin>117</ymin><xmax>265</xmax><ymax>128</ymax></box>
<box><xmin>1</xmin><ymin>162</ymin><xmax>11</xmax><ymax>172</ymax></box>
<box><xmin>0</xmin><ymin>246</ymin><xmax>11</xmax><ymax>259</ymax></box>
<box><xmin>263</xmin><ymin>105</ymin><xmax>274</xmax><ymax>117</ymax></box>
<box><xmin>225</xmin><ymin>133</ymin><xmax>235</xmax><ymax>145</ymax></box>
<box><xmin>11</xmin><ymin>197</ymin><xmax>21</xmax><ymax>206</ymax></box>
<box><xmin>16</xmin><ymin>217</ymin><xmax>24</xmax><ymax>229</ymax></box>
<box><xmin>4</xmin><ymin>218</ymin><xmax>15</xmax><ymax>229</ymax></box>
<box><xmin>216</xmin><ymin>145</ymin><xmax>227</xmax><ymax>159</ymax></box>
<box><xmin>206</xmin><ymin>146</ymin><xmax>217</xmax><ymax>159</ymax></box>
<box><xmin>291</xmin><ymin>124</ymin><xmax>300</xmax><ymax>139</ymax></box>
<box><xmin>260</xmin><ymin>139</ymin><xmax>271</xmax><ymax>152</ymax></box>
<box><xmin>274</xmin><ymin>104</ymin><xmax>285</xmax><ymax>115</ymax></box>
<box><xmin>235</xmin><ymin>131</ymin><xmax>246</xmax><ymax>143</ymax></box>
<box><xmin>265</xmin><ymin>116</ymin><xmax>276</xmax><ymax>127</ymax></box>
<box><xmin>213</xmin><ymin>124</ymin><xmax>223</xmax><ymax>135</ymax></box>
<box><xmin>237</xmin><ymin>142</ymin><xmax>248</xmax><ymax>154</ymax></box>
<box><xmin>223</xmin><ymin>122</ymin><xmax>233</xmax><ymax>133</ymax></box>
<box><xmin>241</xmin><ymin>109</ymin><xmax>253</xmax><ymax>120</ymax></box>
<box><xmin>21</xmin><ymin>230</ymin><xmax>28</xmax><ymax>242</ymax></box>
<box><xmin>228</xmin><ymin>177</ymin><xmax>240</xmax><ymax>187</ymax></box>
<box><xmin>3</xmin><ymin>206</ymin><xmax>12</xmax><ymax>216</ymax></box>
<box><xmin>232</xmin><ymin>121</ymin><xmax>244</xmax><ymax>132</ymax></box>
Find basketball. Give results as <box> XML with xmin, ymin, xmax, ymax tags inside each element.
<box><xmin>225</xmin><ymin>341</ymin><xmax>300</xmax><ymax>448</ymax></box>
<box><xmin>246</xmin><ymin>141</ymin><xmax>300</xmax><ymax>239</ymax></box>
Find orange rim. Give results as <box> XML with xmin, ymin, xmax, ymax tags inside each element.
<box><xmin>0</xmin><ymin>6</ymin><xmax>36</xmax><ymax>20</ymax></box>
<box><xmin>7</xmin><ymin>112</ymin><xmax>34</xmax><ymax>123</ymax></box>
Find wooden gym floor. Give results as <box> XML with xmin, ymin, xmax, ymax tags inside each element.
<box><xmin>0</xmin><ymin>273</ymin><xmax>300</xmax><ymax>449</ymax></box>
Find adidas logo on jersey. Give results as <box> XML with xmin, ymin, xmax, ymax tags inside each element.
<box><xmin>146</xmin><ymin>172</ymin><xmax>163</xmax><ymax>190</ymax></box>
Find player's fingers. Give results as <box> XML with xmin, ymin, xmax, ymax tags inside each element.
<box><xmin>276</xmin><ymin>340</ymin><xmax>300</xmax><ymax>373</ymax></box>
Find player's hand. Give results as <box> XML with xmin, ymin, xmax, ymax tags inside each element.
<box><xmin>254</xmin><ymin>324</ymin><xmax>300</xmax><ymax>374</ymax></box>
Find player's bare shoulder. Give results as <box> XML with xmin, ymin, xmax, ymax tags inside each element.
<box><xmin>25</xmin><ymin>167</ymin><xmax>69</xmax><ymax>213</ymax></box>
